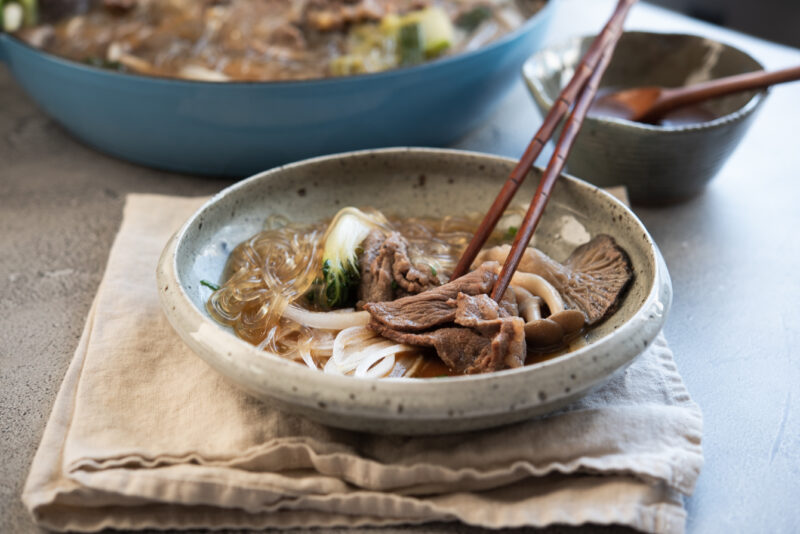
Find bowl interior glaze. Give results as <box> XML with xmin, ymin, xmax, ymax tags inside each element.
<box><xmin>158</xmin><ymin>148</ymin><xmax>671</xmax><ymax>434</ymax></box>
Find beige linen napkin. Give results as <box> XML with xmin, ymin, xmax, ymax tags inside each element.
<box><xmin>23</xmin><ymin>194</ymin><xmax>703</xmax><ymax>534</ymax></box>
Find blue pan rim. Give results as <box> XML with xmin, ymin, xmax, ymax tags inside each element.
<box><xmin>0</xmin><ymin>0</ymin><xmax>556</xmax><ymax>87</ymax></box>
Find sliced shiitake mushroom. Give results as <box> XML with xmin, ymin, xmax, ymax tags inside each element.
<box><xmin>477</xmin><ymin>235</ymin><xmax>633</xmax><ymax>325</ymax></box>
<box><xmin>510</xmin><ymin>286</ymin><xmax>585</xmax><ymax>348</ymax></box>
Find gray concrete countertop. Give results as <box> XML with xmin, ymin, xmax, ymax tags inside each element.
<box><xmin>2</xmin><ymin>1</ymin><xmax>799</xmax><ymax>532</ymax></box>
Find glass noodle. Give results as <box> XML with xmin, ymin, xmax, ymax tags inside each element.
<box><xmin>207</xmin><ymin>208</ymin><xmax>527</xmax><ymax>378</ymax></box>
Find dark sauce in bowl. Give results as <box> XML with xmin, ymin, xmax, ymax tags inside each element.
<box><xmin>590</xmin><ymin>87</ymin><xmax>717</xmax><ymax>127</ymax></box>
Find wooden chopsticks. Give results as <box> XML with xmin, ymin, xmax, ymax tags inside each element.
<box><xmin>492</xmin><ymin>42</ymin><xmax>618</xmax><ymax>300</ymax></box>
<box><xmin>450</xmin><ymin>0</ymin><xmax>637</xmax><ymax>300</ymax></box>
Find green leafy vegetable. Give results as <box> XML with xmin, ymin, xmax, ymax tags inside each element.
<box><xmin>83</xmin><ymin>56</ymin><xmax>124</xmax><ymax>71</ymax></box>
<box><xmin>19</xmin><ymin>0</ymin><xmax>36</xmax><ymax>25</ymax></box>
<box><xmin>405</xmin><ymin>7</ymin><xmax>455</xmax><ymax>59</ymax></box>
<box><xmin>317</xmin><ymin>207</ymin><xmax>389</xmax><ymax>308</ymax></box>
<box><xmin>398</xmin><ymin>22</ymin><xmax>424</xmax><ymax>66</ymax></box>
<box><xmin>2</xmin><ymin>0</ymin><xmax>37</xmax><ymax>31</ymax></box>
<box><xmin>505</xmin><ymin>226</ymin><xmax>518</xmax><ymax>240</ymax></box>
<box><xmin>335</xmin><ymin>7</ymin><xmax>454</xmax><ymax>76</ymax></box>
<box><xmin>455</xmin><ymin>5</ymin><xmax>493</xmax><ymax>32</ymax></box>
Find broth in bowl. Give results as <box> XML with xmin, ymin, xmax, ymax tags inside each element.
<box><xmin>205</xmin><ymin>204</ymin><xmax>633</xmax><ymax>379</ymax></box>
<box><xmin>15</xmin><ymin>0</ymin><xmax>546</xmax><ymax>81</ymax></box>
<box><xmin>155</xmin><ymin>148</ymin><xmax>670</xmax><ymax>433</ymax></box>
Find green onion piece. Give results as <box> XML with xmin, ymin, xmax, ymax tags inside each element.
<box><xmin>83</xmin><ymin>56</ymin><xmax>124</xmax><ymax>71</ymax></box>
<box><xmin>200</xmin><ymin>280</ymin><xmax>220</xmax><ymax>291</ymax></box>
<box><xmin>505</xmin><ymin>226</ymin><xmax>518</xmax><ymax>240</ymax></box>
<box><xmin>19</xmin><ymin>0</ymin><xmax>37</xmax><ymax>26</ymax></box>
<box><xmin>425</xmin><ymin>39</ymin><xmax>450</xmax><ymax>58</ymax></box>
<box><xmin>398</xmin><ymin>22</ymin><xmax>424</xmax><ymax>66</ymax></box>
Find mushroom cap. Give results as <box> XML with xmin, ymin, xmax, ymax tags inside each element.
<box><xmin>548</xmin><ymin>309</ymin><xmax>586</xmax><ymax>335</ymax></box>
<box><xmin>476</xmin><ymin>235</ymin><xmax>633</xmax><ymax>326</ymax></box>
<box><xmin>562</xmin><ymin>235</ymin><xmax>633</xmax><ymax>324</ymax></box>
<box><xmin>524</xmin><ymin>318</ymin><xmax>564</xmax><ymax>347</ymax></box>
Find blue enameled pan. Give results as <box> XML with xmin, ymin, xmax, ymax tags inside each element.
<box><xmin>0</xmin><ymin>1</ymin><xmax>555</xmax><ymax>176</ymax></box>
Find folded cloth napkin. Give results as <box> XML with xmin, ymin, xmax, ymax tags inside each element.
<box><xmin>23</xmin><ymin>194</ymin><xmax>703</xmax><ymax>534</ymax></box>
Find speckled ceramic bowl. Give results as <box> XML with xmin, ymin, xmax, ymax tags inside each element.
<box><xmin>156</xmin><ymin>148</ymin><xmax>671</xmax><ymax>434</ymax></box>
<box><xmin>523</xmin><ymin>32</ymin><xmax>766</xmax><ymax>204</ymax></box>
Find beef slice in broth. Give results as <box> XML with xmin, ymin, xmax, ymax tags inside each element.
<box><xmin>370</xmin><ymin>292</ymin><xmax>525</xmax><ymax>374</ymax></box>
<box><xmin>363</xmin><ymin>261</ymin><xmax>498</xmax><ymax>330</ymax></box>
<box><xmin>357</xmin><ymin>230</ymin><xmax>443</xmax><ymax>307</ymax></box>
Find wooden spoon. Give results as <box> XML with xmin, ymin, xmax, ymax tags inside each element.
<box><xmin>591</xmin><ymin>64</ymin><xmax>800</xmax><ymax>124</ymax></box>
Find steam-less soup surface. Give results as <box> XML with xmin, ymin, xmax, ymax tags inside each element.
<box><xmin>13</xmin><ymin>0</ymin><xmax>546</xmax><ymax>81</ymax></box>
<box><xmin>204</xmin><ymin>206</ymin><xmax>633</xmax><ymax>379</ymax></box>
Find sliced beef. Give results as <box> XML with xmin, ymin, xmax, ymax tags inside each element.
<box><xmin>103</xmin><ymin>0</ymin><xmax>136</xmax><ymax>14</ymax></box>
<box><xmin>364</xmin><ymin>262</ymin><xmax>498</xmax><ymax>331</ymax></box>
<box><xmin>304</xmin><ymin>0</ymin><xmax>429</xmax><ymax>31</ymax></box>
<box><xmin>304</xmin><ymin>0</ymin><xmax>385</xmax><ymax>31</ymax></box>
<box><xmin>453</xmin><ymin>293</ymin><xmax>525</xmax><ymax>370</ymax></box>
<box><xmin>455</xmin><ymin>291</ymin><xmax>518</xmax><ymax>327</ymax></box>
<box><xmin>384</xmin><ymin>232</ymin><xmax>437</xmax><ymax>295</ymax></box>
<box><xmin>358</xmin><ymin>230</ymin><xmax>394</xmax><ymax>305</ymax></box>
<box><xmin>357</xmin><ymin>230</ymin><xmax>444</xmax><ymax>308</ymax></box>
<box><xmin>266</xmin><ymin>23</ymin><xmax>307</xmax><ymax>48</ymax></box>
<box><xmin>369</xmin><ymin>293</ymin><xmax>526</xmax><ymax>374</ymax></box>
<box><xmin>370</xmin><ymin>292</ymin><xmax>525</xmax><ymax>374</ymax></box>
<box><xmin>370</xmin><ymin>324</ymin><xmax>487</xmax><ymax>373</ymax></box>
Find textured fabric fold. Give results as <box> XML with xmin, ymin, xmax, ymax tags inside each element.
<box><xmin>23</xmin><ymin>194</ymin><xmax>703</xmax><ymax>534</ymax></box>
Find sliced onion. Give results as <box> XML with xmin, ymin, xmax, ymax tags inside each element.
<box><xmin>297</xmin><ymin>342</ymin><xmax>316</xmax><ymax>370</ymax></box>
<box><xmin>489</xmin><ymin>265</ymin><xmax>564</xmax><ymax>315</ymax></box>
<box><xmin>179</xmin><ymin>64</ymin><xmax>231</xmax><ymax>82</ymax></box>
<box><xmin>402</xmin><ymin>355</ymin><xmax>425</xmax><ymax>378</ymax></box>
<box><xmin>464</xmin><ymin>21</ymin><xmax>500</xmax><ymax>52</ymax></box>
<box><xmin>325</xmin><ymin>326</ymin><xmax>373</xmax><ymax>375</ymax></box>
<box><xmin>335</xmin><ymin>339</ymin><xmax>394</xmax><ymax>374</ymax></box>
<box><xmin>325</xmin><ymin>326</ymin><xmax>412</xmax><ymax>378</ymax></box>
<box><xmin>117</xmin><ymin>53</ymin><xmax>156</xmax><ymax>75</ymax></box>
<box><xmin>509</xmin><ymin>272</ymin><xmax>564</xmax><ymax>314</ymax></box>
<box><xmin>356</xmin><ymin>354</ymin><xmax>396</xmax><ymax>379</ymax></box>
<box><xmin>496</xmin><ymin>6</ymin><xmax>525</xmax><ymax>30</ymax></box>
<box><xmin>309</xmin><ymin>331</ymin><xmax>335</xmax><ymax>358</ymax></box>
<box><xmin>283</xmin><ymin>306</ymin><xmax>370</xmax><ymax>330</ymax></box>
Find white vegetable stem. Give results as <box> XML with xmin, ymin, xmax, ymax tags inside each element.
<box><xmin>3</xmin><ymin>3</ymin><xmax>23</xmax><ymax>32</ymax></box>
<box><xmin>489</xmin><ymin>265</ymin><xmax>564</xmax><ymax>314</ymax></box>
<box><xmin>283</xmin><ymin>306</ymin><xmax>370</xmax><ymax>330</ymax></box>
<box><xmin>326</xmin><ymin>326</ymin><xmax>412</xmax><ymax>378</ymax></box>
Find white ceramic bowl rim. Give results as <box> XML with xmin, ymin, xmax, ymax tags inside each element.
<box><xmin>166</xmin><ymin>147</ymin><xmax>666</xmax><ymax>395</ymax></box>
<box><xmin>522</xmin><ymin>30</ymin><xmax>766</xmax><ymax>133</ymax></box>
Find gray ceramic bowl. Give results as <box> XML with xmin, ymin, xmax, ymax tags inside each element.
<box><xmin>156</xmin><ymin>148</ymin><xmax>671</xmax><ymax>435</ymax></box>
<box><xmin>523</xmin><ymin>31</ymin><xmax>766</xmax><ymax>204</ymax></box>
